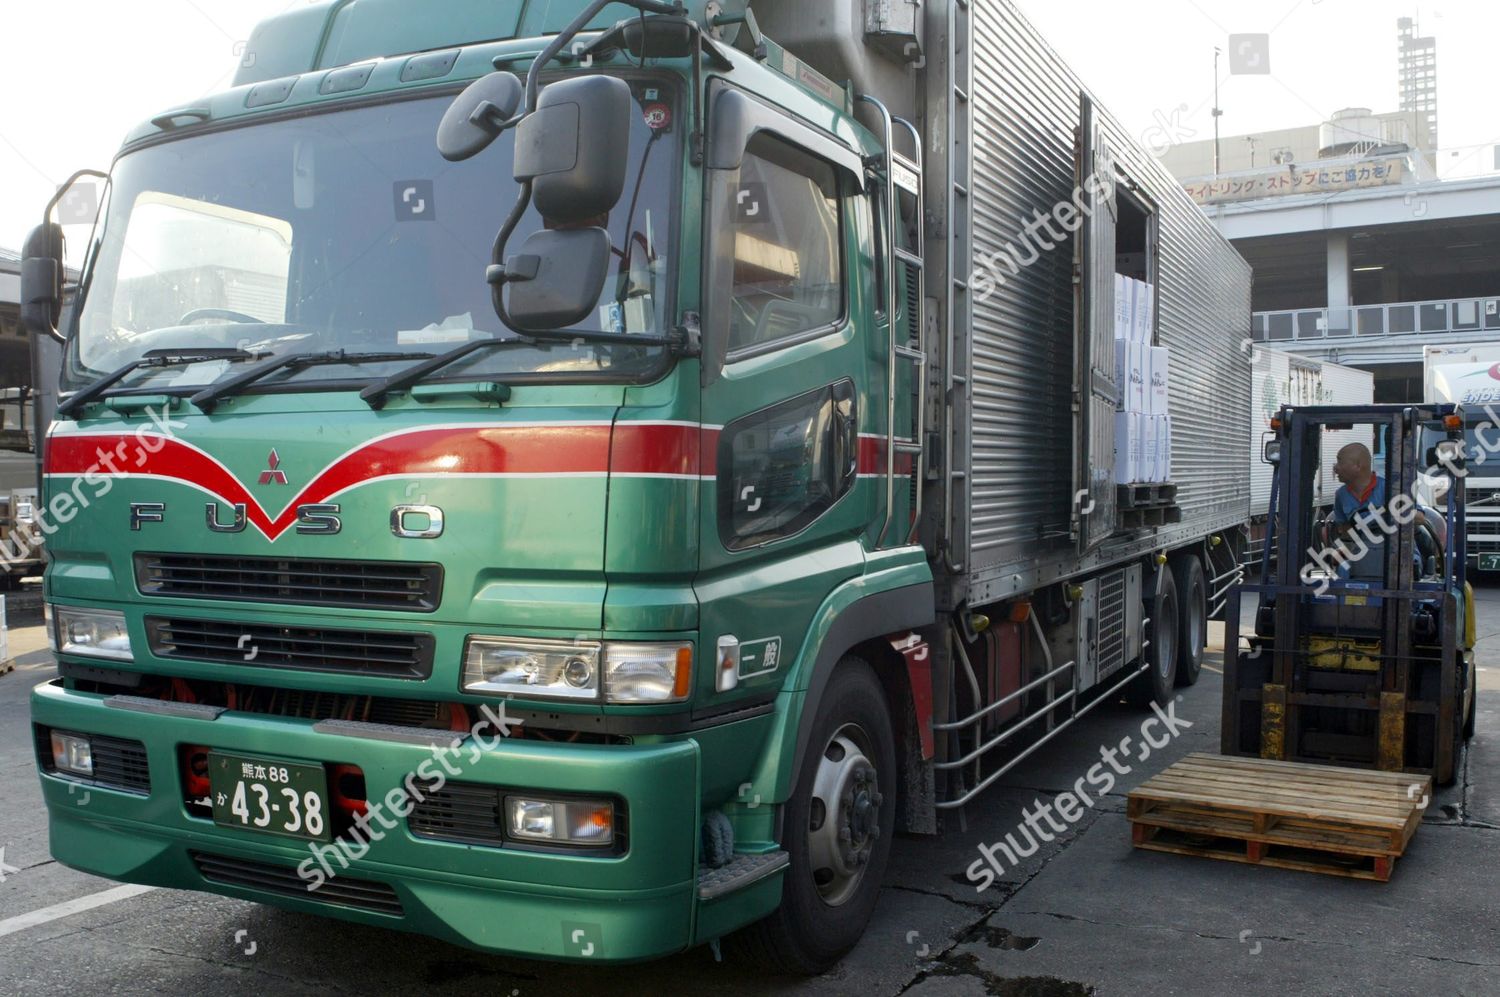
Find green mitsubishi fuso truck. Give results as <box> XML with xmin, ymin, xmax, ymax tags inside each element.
<box><xmin>20</xmin><ymin>0</ymin><xmax>1252</xmax><ymax>973</ymax></box>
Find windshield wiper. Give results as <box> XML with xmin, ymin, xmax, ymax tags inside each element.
<box><xmin>58</xmin><ymin>347</ymin><xmax>261</xmax><ymax>419</ymax></box>
<box><xmin>190</xmin><ymin>350</ymin><xmax>433</xmax><ymax>414</ymax></box>
<box><xmin>359</xmin><ymin>336</ymin><xmax>539</xmax><ymax>410</ymax></box>
<box><xmin>358</xmin><ymin>327</ymin><xmax>684</xmax><ymax>410</ymax></box>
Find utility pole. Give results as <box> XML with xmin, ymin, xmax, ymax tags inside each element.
<box><xmin>1213</xmin><ymin>47</ymin><xmax>1224</xmax><ymax>176</ymax></box>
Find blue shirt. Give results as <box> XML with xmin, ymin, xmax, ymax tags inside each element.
<box><xmin>1334</xmin><ymin>475</ymin><xmax>1385</xmax><ymax>525</ymax></box>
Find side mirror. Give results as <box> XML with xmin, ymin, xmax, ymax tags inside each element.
<box><xmin>514</xmin><ymin>75</ymin><xmax>632</xmax><ymax>224</ymax></box>
<box><xmin>437</xmin><ymin>71</ymin><xmax>524</xmax><ymax>162</ymax></box>
<box><xmin>20</xmin><ymin>222</ymin><xmax>66</xmax><ymax>344</ymax></box>
<box><xmin>1262</xmin><ymin>438</ymin><xmax>1281</xmax><ymax>466</ymax></box>
<box><xmin>1427</xmin><ymin>440</ymin><xmax>1465</xmax><ymax>471</ymax></box>
<box><xmin>504</xmin><ymin>228</ymin><xmax>611</xmax><ymax>331</ymax></box>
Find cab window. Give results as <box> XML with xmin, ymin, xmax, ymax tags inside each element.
<box><xmin>727</xmin><ymin>135</ymin><xmax>844</xmax><ymax>356</ymax></box>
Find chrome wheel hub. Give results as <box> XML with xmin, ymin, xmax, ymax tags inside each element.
<box><xmin>807</xmin><ymin>724</ymin><xmax>882</xmax><ymax>907</ymax></box>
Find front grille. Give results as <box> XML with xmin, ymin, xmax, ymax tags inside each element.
<box><xmin>135</xmin><ymin>553</ymin><xmax>442</xmax><ymax>613</ymax></box>
<box><xmin>408</xmin><ymin>781</ymin><xmax>506</xmax><ymax>846</ymax></box>
<box><xmin>34</xmin><ymin>726</ymin><xmax>151</xmax><ymax>795</ymax></box>
<box><xmin>1468</xmin><ymin>517</ymin><xmax>1500</xmax><ymax>553</ymax></box>
<box><xmin>191</xmin><ymin>851</ymin><xmax>403</xmax><ymax>916</ymax></box>
<box><xmin>146</xmin><ymin>618</ymin><xmax>434</xmax><ymax>680</ymax></box>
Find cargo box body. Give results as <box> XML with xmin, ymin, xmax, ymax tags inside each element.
<box><xmin>916</xmin><ymin>0</ymin><xmax>1253</xmax><ymax>609</ymax></box>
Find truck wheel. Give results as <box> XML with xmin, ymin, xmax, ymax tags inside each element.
<box><xmin>1129</xmin><ymin>571</ymin><xmax>1179</xmax><ymax>708</ymax></box>
<box><xmin>1173</xmin><ymin>556</ymin><xmax>1207</xmax><ymax>687</ymax></box>
<box><xmin>737</xmin><ymin>658</ymin><xmax>895</xmax><ymax>975</ymax></box>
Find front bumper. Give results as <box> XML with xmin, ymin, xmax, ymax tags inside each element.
<box><xmin>31</xmin><ymin>679</ymin><xmax>704</xmax><ymax>962</ymax></box>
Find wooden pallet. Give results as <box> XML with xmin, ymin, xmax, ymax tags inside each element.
<box><xmin>1117</xmin><ymin>482</ymin><xmax>1182</xmax><ymax>530</ymax></box>
<box><xmin>1127</xmin><ymin>753</ymin><xmax>1429</xmax><ymax>882</ymax></box>
<box><xmin>1117</xmin><ymin>481</ymin><xmax>1178</xmax><ymax>510</ymax></box>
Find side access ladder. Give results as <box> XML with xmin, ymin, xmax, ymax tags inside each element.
<box><xmin>858</xmin><ymin>95</ymin><xmax>929</xmax><ymax>548</ymax></box>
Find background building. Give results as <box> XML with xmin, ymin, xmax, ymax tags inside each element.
<box><xmin>1160</xmin><ymin>18</ymin><xmax>1499</xmax><ymax>403</ymax></box>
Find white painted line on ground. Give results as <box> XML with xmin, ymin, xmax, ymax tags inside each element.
<box><xmin>0</xmin><ymin>884</ymin><xmax>156</xmax><ymax>938</ymax></box>
<box><xmin>1202</xmin><ymin>664</ymin><xmax>1224</xmax><ymax>674</ymax></box>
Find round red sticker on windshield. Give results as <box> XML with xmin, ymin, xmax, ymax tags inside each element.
<box><xmin>643</xmin><ymin>103</ymin><xmax>672</xmax><ymax>130</ymax></box>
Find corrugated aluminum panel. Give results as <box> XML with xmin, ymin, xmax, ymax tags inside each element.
<box><xmin>963</xmin><ymin>6</ymin><xmax>1080</xmax><ymax>566</ymax></box>
<box><xmin>952</xmin><ymin>0</ymin><xmax>1252</xmax><ymax>593</ymax></box>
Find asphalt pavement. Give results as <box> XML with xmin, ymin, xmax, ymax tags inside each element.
<box><xmin>1</xmin><ymin>590</ymin><xmax>1496</xmax><ymax>996</ymax></box>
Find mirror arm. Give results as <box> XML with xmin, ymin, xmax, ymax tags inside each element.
<box><xmin>487</xmin><ymin>178</ymin><xmax>537</xmax><ymax>332</ymax></box>
<box><xmin>28</xmin><ymin>168</ymin><xmax>112</xmax><ymax>345</ymax></box>
<box><xmin>43</xmin><ymin>169</ymin><xmax>110</xmax><ymax>227</ymax></box>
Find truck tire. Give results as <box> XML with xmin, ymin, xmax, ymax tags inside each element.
<box><xmin>736</xmin><ymin>657</ymin><xmax>895</xmax><ymax>975</ymax></box>
<box><xmin>1173</xmin><ymin>556</ymin><xmax>1207</xmax><ymax>687</ymax></box>
<box><xmin>1129</xmin><ymin>571</ymin><xmax>1179</xmax><ymax>708</ymax></box>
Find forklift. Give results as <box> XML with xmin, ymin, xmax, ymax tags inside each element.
<box><xmin>1224</xmin><ymin>404</ymin><xmax>1478</xmax><ymax>785</ymax></box>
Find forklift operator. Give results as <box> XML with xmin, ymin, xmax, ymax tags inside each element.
<box><xmin>1330</xmin><ymin>442</ymin><xmax>1387</xmax><ymax>578</ymax></box>
<box><xmin>1332</xmin><ymin>443</ymin><xmax>1384</xmax><ymax>528</ymax></box>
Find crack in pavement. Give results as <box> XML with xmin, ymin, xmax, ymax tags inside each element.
<box><xmin>886</xmin><ymin>882</ymin><xmax>1008</xmax><ymax>913</ymax></box>
<box><xmin>893</xmin><ymin>808</ymin><xmax>1110</xmax><ymax>994</ymax></box>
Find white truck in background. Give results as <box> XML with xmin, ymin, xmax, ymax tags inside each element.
<box><xmin>1251</xmin><ymin>350</ymin><xmax>1374</xmax><ymax>520</ymax></box>
<box><xmin>1424</xmin><ymin>344</ymin><xmax>1500</xmax><ymax>572</ymax></box>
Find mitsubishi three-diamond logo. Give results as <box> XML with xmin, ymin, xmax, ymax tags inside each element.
<box><xmin>258</xmin><ymin>449</ymin><xmax>289</xmax><ymax>486</ymax></box>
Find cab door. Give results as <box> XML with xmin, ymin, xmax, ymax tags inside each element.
<box><xmin>692</xmin><ymin>89</ymin><xmax>881</xmax><ymax>716</ymax></box>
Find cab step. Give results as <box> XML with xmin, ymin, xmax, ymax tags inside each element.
<box><xmin>697</xmin><ymin>851</ymin><xmax>790</xmax><ymax>901</ymax></box>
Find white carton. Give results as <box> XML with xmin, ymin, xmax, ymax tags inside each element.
<box><xmin>1114</xmin><ymin>339</ymin><xmax>1127</xmax><ymax>407</ymax></box>
<box><xmin>1148</xmin><ymin>346</ymin><xmax>1170</xmax><ymax>416</ymax></box>
<box><xmin>1140</xmin><ymin>407</ymin><xmax>1152</xmax><ymax>479</ymax></box>
<box><xmin>1127</xmin><ymin>342</ymin><xmax>1148</xmax><ymax>413</ymax></box>
<box><xmin>1114</xmin><ymin>274</ymin><xmax>1133</xmax><ymax>342</ymax></box>
<box><xmin>1134</xmin><ymin>281</ymin><xmax>1156</xmax><ymax>344</ymax></box>
<box><xmin>1114</xmin><ymin>410</ymin><xmax>1134</xmax><ymax>483</ymax></box>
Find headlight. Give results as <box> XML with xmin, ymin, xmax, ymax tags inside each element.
<box><xmin>505</xmin><ymin>795</ymin><xmax>615</xmax><ymax>845</ymax></box>
<box><xmin>462</xmin><ymin>637</ymin><xmax>600</xmax><ymax>700</ymax></box>
<box><xmin>462</xmin><ymin>638</ymin><xmax>692</xmax><ymax>703</ymax></box>
<box><xmin>54</xmin><ymin>606</ymin><xmax>133</xmax><ymax>661</ymax></box>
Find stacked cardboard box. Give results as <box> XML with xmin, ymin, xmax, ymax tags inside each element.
<box><xmin>1112</xmin><ymin>275</ymin><xmax>1171</xmax><ymax>484</ymax></box>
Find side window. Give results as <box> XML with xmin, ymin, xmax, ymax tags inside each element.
<box><xmin>728</xmin><ymin>135</ymin><xmax>844</xmax><ymax>356</ymax></box>
<box><xmin>719</xmin><ymin>380</ymin><xmax>857</xmax><ymax>550</ymax></box>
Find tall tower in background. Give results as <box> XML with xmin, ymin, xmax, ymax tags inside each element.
<box><xmin>1397</xmin><ymin>17</ymin><xmax>1438</xmax><ymax>159</ymax></box>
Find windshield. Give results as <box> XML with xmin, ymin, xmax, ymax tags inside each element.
<box><xmin>65</xmin><ymin>77</ymin><xmax>681</xmax><ymax>393</ymax></box>
<box><xmin>1419</xmin><ymin>425</ymin><xmax>1500</xmax><ymax>476</ymax></box>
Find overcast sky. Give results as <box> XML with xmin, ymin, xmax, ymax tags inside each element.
<box><xmin>1</xmin><ymin>0</ymin><xmax>1495</xmax><ymax>256</ymax></box>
